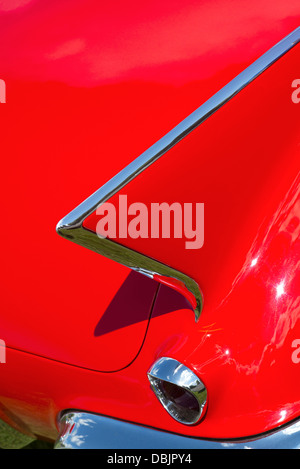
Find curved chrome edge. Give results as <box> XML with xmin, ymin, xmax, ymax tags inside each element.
<box><xmin>54</xmin><ymin>411</ymin><xmax>300</xmax><ymax>449</ymax></box>
<box><xmin>56</xmin><ymin>27</ymin><xmax>300</xmax><ymax>323</ymax></box>
<box><xmin>57</xmin><ymin>225</ymin><xmax>203</xmax><ymax>320</ymax></box>
<box><xmin>147</xmin><ymin>357</ymin><xmax>207</xmax><ymax>425</ymax></box>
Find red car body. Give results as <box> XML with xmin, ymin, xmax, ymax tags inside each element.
<box><xmin>0</xmin><ymin>0</ymin><xmax>300</xmax><ymax>447</ymax></box>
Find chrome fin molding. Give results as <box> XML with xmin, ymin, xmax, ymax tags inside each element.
<box><xmin>56</xmin><ymin>27</ymin><xmax>300</xmax><ymax>322</ymax></box>
<box><xmin>57</xmin><ymin>224</ymin><xmax>203</xmax><ymax>319</ymax></box>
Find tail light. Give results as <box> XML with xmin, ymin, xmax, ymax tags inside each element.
<box><xmin>147</xmin><ymin>357</ymin><xmax>207</xmax><ymax>425</ymax></box>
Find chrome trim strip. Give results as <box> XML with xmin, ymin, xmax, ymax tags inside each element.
<box><xmin>54</xmin><ymin>411</ymin><xmax>300</xmax><ymax>449</ymax></box>
<box><xmin>56</xmin><ymin>27</ymin><xmax>300</xmax><ymax>322</ymax></box>
<box><xmin>147</xmin><ymin>357</ymin><xmax>207</xmax><ymax>425</ymax></box>
<box><xmin>57</xmin><ymin>225</ymin><xmax>203</xmax><ymax>320</ymax></box>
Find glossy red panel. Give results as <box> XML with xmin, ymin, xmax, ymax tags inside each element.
<box><xmin>0</xmin><ymin>0</ymin><xmax>300</xmax><ymax>442</ymax></box>
<box><xmin>83</xmin><ymin>45</ymin><xmax>300</xmax><ymax>436</ymax></box>
<box><xmin>84</xmin><ymin>44</ymin><xmax>300</xmax><ymax>314</ymax></box>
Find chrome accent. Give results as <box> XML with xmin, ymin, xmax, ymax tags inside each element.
<box><xmin>147</xmin><ymin>357</ymin><xmax>207</xmax><ymax>425</ymax></box>
<box><xmin>56</xmin><ymin>224</ymin><xmax>203</xmax><ymax>320</ymax></box>
<box><xmin>54</xmin><ymin>411</ymin><xmax>300</xmax><ymax>449</ymax></box>
<box><xmin>56</xmin><ymin>27</ymin><xmax>300</xmax><ymax>323</ymax></box>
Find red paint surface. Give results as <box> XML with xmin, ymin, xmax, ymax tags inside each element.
<box><xmin>0</xmin><ymin>0</ymin><xmax>299</xmax><ymax>441</ymax></box>
<box><xmin>85</xmin><ymin>44</ymin><xmax>300</xmax><ymax>315</ymax></box>
<box><xmin>84</xmin><ymin>44</ymin><xmax>300</xmax><ymax>437</ymax></box>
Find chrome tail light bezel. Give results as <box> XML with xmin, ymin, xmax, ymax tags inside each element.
<box><xmin>147</xmin><ymin>357</ymin><xmax>207</xmax><ymax>425</ymax></box>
